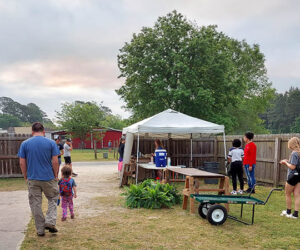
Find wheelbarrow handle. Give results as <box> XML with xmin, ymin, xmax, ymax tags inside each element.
<box><xmin>263</xmin><ymin>188</ymin><xmax>283</xmax><ymax>205</ymax></box>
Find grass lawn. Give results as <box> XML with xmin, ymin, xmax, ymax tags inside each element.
<box><xmin>70</xmin><ymin>149</ymin><xmax>118</xmax><ymax>162</ymax></box>
<box><xmin>21</xmin><ymin>185</ymin><xmax>300</xmax><ymax>249</ymax></box>
<box><xmin>0</xmin><ymin>178</ymin><xmax>27</xmax><ymax>192</ymax></box>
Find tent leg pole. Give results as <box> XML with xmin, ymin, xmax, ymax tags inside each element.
<box><xmin>136</xmin><ymin>133</ymin><xmax>140</xmax><ymax>184</ymax></box>
<box><xmin>190</xmin><ymin>134</ymin><xmax>193</xmax><ymax>168</ymax></box>
<box><xmin>223</xmin><ymin>132</ymin><xmax>226</xmax><ymax>161</ymax></box>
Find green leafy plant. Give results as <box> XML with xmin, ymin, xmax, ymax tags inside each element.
<box><xmin>122</xmin><ymin>179</ymin><xmax>181</xmax><ymax>209</ymax></box>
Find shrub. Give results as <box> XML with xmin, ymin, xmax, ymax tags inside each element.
<box><xmin>122</xmin><ymin>179</ymin><xmax>181</xmax><ymax>209</ymax></box>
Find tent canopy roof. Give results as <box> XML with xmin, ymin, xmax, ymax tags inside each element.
<box><xmin>122</xmin><ymin>109</ymin><xmax>224</xmax><ymax>137</ymax></box>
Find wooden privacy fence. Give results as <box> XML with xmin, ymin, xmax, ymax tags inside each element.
<box><xmin>1</xmin><ymin>132</ymin><xmax>297</xmax><ymax>185</ymax></box>
<box><xmin>133</xmin><ymin>134</ymin><xmax>299</xmax><ymax>186</ymax></box>
<box><xmin>132</xmin><ymin>138</ymin><xmax>216</xmax><ymax>168</ymax></box>
<box><xmin>0</xmin><ymin>133</ymin><xmax>30</xmax><ymax>177</ymax></box>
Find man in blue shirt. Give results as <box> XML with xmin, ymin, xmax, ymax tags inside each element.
<box><xmin>18</xmin><ymin>122</ymin><xmax>60</xmax><ymax>236</ymax></box>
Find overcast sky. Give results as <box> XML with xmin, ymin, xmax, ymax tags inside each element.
<box><xmin>0</xmin><ymin>0</ymin><xmax>299</xmax><ymax>120</ymax></box>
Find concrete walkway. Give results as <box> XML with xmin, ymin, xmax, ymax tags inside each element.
<box><xmin>0</xmin><ymin>161</ymin><xmax>119</xmax><ymax>250</ymax></box>
<box><xmin>0</xmin><ymin>190</ymin><xmax>31</xmax><ymax>250</ymax></box>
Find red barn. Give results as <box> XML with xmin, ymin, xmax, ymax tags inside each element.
<box><xmin>52</xmin><ymin>128</ymin><xmax>122</xmax><ymax>149</ymax></box>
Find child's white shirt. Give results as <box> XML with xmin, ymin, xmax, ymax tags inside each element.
<box><xmin>228</xmin><ymin>147</ymin><xmax>244</xmax><ymax>162</ymax></box>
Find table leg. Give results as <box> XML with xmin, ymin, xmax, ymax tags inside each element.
<box><xmin>224</xmin><ymin>176</ymin><xmax>230</xmax><ymax>195</ymax></box>
<box><xmin>164</xmin><ymin>169</ymin><xmax>170</xmax><ymax>184</ymax></box>
<box><xmin>224</xmin><ymin>176</ymin><xmax>230</xmax><ymax>211</ymax></box>
<box><xmin>189</xmin><ymin>177</ymin><xmax>195</xmax><ymax>214</ymax></box>
<box><xmin>218</xmin><ymin>177</ymin><xmax>225</xmax><ymax>195</ymax></box>
<box><xmin>182</xmin><ymin>176</ymin><xmax>190</xmax><ymax>210</ymax></box>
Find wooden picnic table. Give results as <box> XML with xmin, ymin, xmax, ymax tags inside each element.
<box><xmin>137</xmin><ymin>163</ymin><xmax>181</xmax><ymax>181</ymax></box>
<box><xmin>163</xmin><ymin>168</ymin><xmax>230</xmax><ymax>214</ymax></box>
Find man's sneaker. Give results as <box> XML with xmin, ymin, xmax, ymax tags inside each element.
<box><xmin>246</xmin><ymin>188</ymin><xmax>255</xmax><ymax>194</ymax></box>
<box><xmin>37</xmin><ymin>232</ymin><xmax>45</xmax><ymax>237</ymax></box>
<box><xmin>45</xmin><ymin>224</ymin><xmax>58</xmax><ymax>233</ymax></box>
<box><xmin>286</xmin><ymin>214</ymin><xmax>298</xmax><ymax>219</ymax></box>
<box><xmin>238</xmin><ymin>190</ymin><xmax>244</xmax><ymax>195</ymax></box>
<box><xmin>231</xmin><ymin>190</ymin><xmax>237</xmax><ymax>195</ymax></box>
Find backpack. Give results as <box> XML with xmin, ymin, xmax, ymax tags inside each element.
<box><xmin>59</xmin><ymin>178</ymin><xmax>72</xmax><ymax>196</ymax></box>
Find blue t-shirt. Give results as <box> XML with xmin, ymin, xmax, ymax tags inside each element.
<box><xmin>18</xmin><ymin>136</ymin><xmax>60</xmax><ymax>181</ymax></box>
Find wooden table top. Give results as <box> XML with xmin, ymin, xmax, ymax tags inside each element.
<box><xmin>138</xmin><ymin>163</ymin><xmax>181</xmax><ymax>170</ymax></box>
<box><xmin>165</xmin><ymin>167</ymin><xmax>225</xmax><ymax>177</ymax></box>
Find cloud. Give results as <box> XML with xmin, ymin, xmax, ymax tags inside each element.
<box><xmin>0</xmin><ymin>0</ymin><xmax>299</xmax><ymax>119</ymax></box>
<box><xmin>0</xmin><ymin>58</ymin><xmax>122</xmax><ymax>89</ymax></box>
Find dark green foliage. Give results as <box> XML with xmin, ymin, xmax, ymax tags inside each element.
<box><xmin>263</xmin><ymin>87</ymin><xmax>300</xmax><ymax>133</ymax></box>
<box><xmin>0</xmin><ymin>97</ymin><xmax>54</xmax><ymax>128</ymax></box>
<box><xmin>0</xmin><ymin>114</ymin><xmax>21</xmax><ymax>129</ymax></box>
<box><xmin>122</xmin><ymin>179</ymin><xmax>181</xmax><ymax>209</ymax></box>
<box><xmin>116</xmin><ymin>11</ymin><xmax>275</xmax><ymax>134</ymax></box>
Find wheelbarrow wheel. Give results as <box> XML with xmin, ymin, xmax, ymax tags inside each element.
<box><xmin>207</xmin><ymin>205</ymin><xmax>227</xmax><ymax>226</ymax></box>
<box><xmin>198</xmin><ymin>203</ymin><xmax>214</xmax><ymax>219</ymax></box>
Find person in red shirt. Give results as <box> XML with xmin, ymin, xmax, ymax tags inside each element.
<box><xmin>243</xmin><ymin>132</ymin><xmax>257</xmax><ymax>193</ymax></box>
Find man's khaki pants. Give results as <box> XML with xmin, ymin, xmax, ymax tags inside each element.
<box><xmin>27</xmin><ymin>179</ymin><xmax>59</xmax><ymax>234</ymax></box>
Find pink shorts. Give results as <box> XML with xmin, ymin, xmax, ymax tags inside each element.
<box><xmin>118</xmin><ymin>161</ymin><xmax>123</xmax><ymax>172</ymax></box>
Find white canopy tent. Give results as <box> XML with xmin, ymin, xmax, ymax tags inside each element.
<box><xmin>120</xmin><ymin>109</ymin><xmax>226</xmax><ymax>185</ymax></box>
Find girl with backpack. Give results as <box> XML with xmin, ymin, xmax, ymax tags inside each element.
<box><xmin>280</xmin><ymin>137</ymin><xmax>300</xmax><ymax>219</ymax></box>
<box><xmin>59</xmin><ymin>165</ymin><xmax>77</xmax><ymax>221</ymax></box>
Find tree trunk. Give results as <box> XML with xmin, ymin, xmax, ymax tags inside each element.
<box><xmin>94</xmin><ymin>140</ymin><xmax>97</xmax><ymax>159</ymax></box>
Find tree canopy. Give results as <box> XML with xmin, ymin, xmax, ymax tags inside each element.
<box><xmin>56</xmin><ymin>101</ymin><xmax>127</xmax><ymax>147</ymax></box>
<box><xmin>0</xmin><ymin>97</ymin><xmax>54</xmax><ymax>128</ymax></box>
<box><xmin>56</xmin><ymin>101</ymin><xmax>106</xmax><ymax>142</ymax></box>
<box><xmin>116</xmin><ymin>11</ymin><xmax>275</xmax><ymax>133</ymax></box>
<box><xmin>262</xmin><ymin>87</ymin><xmax>300</xmax><ymax>133</ymax></box>
<box><xmin>0</xmin><ymin>114</ymin><xmax>21</xmax><ymax>129</ymax></box>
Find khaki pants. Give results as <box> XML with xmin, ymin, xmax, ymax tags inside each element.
<box><xmin>27</xmin><ymin>179</ymin><xmax>59</xmax><ymax>234</ymax></box>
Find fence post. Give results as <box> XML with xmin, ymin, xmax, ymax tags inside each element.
<box><xmin>273</xmin><ymin>137</ymin><xmax>281</xmax><ymax>187</ymax></box>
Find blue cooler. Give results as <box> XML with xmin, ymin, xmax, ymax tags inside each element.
<box><xmin>154</xmin><ymin>149</ymin><xmax>167</xmax><ymax>167</ymax></box>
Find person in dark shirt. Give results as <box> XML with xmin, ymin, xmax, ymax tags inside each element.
<box><xmin>55</xmin><ymin>136</ymin><xmax>64</xmax><ymax>172</ymax></box>
<box><xmin>118</xmin><ymin>137</ymin><xmax>125</xmax><ymax>175</ymax></box>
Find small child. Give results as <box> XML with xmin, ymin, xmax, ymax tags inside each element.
<box><xmin>59</xmin><ymin>165</ymin><xmax>77</xmax><ymax>221</ymax></box>
<box><xmin>243</xmin><ymin>132</ymin><xmax>257</xmax><ymax>193</ymax></box>
<box><xmin>228</xmin><ymin>139</ymin><xmax>244</xmax><ymax>195</ymax></box>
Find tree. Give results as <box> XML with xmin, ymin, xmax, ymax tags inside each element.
<box><xmin>0</xmin><ymin>114</ymin><xmax>22</xmax><ymax>129</ymax></box>
<box><xmin>116</xmin><ymin>11</ymin><xmax>275</xmax><ymax>133</ymax></box>
<box><xmin>0</xmin><ymin>97</ymin><xmax>54</xmax><ymax>126</ymax></box>
<box><xmin>263</xmin><ymin>87</ymin><xmax>300</xmax><ymax>133</ymax></box>
<box><xmin>56</xmin><ymin>101</ymin><xmax>107</xmax><ymax>148</ymax></box>
<box><xmin>102</xmin><ymin>114</ymin><xmax>128</xmax><ymax>130</ymax></box>
<box><xmin>291</xmin><ymin>116</ymin><xmax>300</xmax><ymax>133</ymax></box>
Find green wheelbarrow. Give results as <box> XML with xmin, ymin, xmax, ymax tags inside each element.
<box><xmin>191</xmin><ymin>188</ymin><xmax>282</xmax><ymax>226</ymax></box>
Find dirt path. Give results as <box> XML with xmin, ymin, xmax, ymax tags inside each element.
<box><xmin>71</xmin><ymin>161</ymin><xmax>121</xmax><ymax>218</ymax></box>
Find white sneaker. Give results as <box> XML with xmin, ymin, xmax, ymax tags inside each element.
<box><xmin>286</xmin><ymin>214</ymin><xmax>298</xmax><ymax>219</ymax></box>
<box><xmin>238</xmin><ymin>190</ymin><xmax>244</xmax><ymax>195</ymax></box>
<box><xmin>231</xmin><ymin>190</ymin><xmax>237</xmax><ymax>195</ymax></box>
<box><xmin>280</xmin><ymin>210</ymin><xmax>295</xmax><ymax>217</ymax></box>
